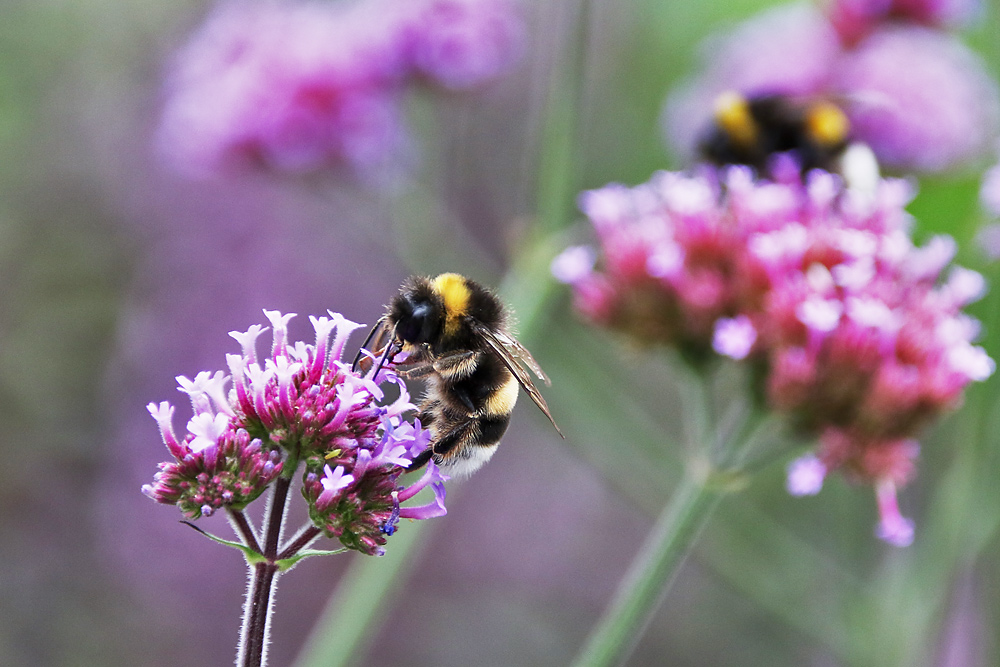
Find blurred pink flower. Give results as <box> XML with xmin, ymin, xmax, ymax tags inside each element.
<box><xmin>827</xmin><ymin>0</ymin><xmax>981</xmax><ymax>44</ymax></box>
<box><xmin>156</xmin><ymin>0</ymin><xmax>524</xmax><ymax>181</ymax></box>
<box><xmin>832</xmin><ymin>26</ymin><xmax>999</xmax><ymax>172</ymax></box>
<box><xmin>403</xmin><ymin>0</ymin><xmax>525</xmax><ymax>89</ymax></box>
<box><xmin>156</xmin><ymin>2</ymin><xmax>412</xmax><ymax>180</ymax></box>
<box><xmin>556</xmin><ymin>165</ymin><xmax>993</xmax><ymax>544</ymax></box>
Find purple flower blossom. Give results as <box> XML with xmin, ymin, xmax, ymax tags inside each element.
<box><xmin>156</xmin><ymin>0</ymin><xmax>525</xmax><ymax>181</ymax></box>
<box><xmin>712</xmin><ymin>316</ymin><xmax>757</xmax><ymax>360</ymax></box>
<box><xmin>827</xmin><ymin>0</ymin><xmax>981</xmax><ymax>44</ymax></box>
<box><xmin>559</xmin><ymin>165</ymin><xmax>993</xmax><ymax>544</ymax></box>
<box><xmin>141</xmin><ymin>409</ymin><xmax>282</xmax><ymax>518</ymax></box>
<box><xmin>832</xmin><ymin>26</ymin><xmax>1000</xmax><ymax>172</ymax></box>
<box><xmin>156</xmin><ymin>2</ymin><xmax>412</xmax><ymax>179</ymax></box>
<box><xmin>403</xmin><ymin>0</ymin><xmax>525</xmax><ymax>89</ymax></box>
<box><xmin>786</xmin><ymin>454</ymin><xmax>828</xmax><ymax>496</ymax></box>
<box><xmin>144</xmin><ymin>310</ymin><xmax>447</xmax><ymax>553</ymax></box>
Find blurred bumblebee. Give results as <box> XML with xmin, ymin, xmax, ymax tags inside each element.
<box><xmin>354</xmin><ymin>273</ymin><xmax>562</xmax><ymax>477</ymax></box>
<box><xmin>698</xmin><ymin>91</ymin><xmax>852</xmax><ymax>173</ymax></box>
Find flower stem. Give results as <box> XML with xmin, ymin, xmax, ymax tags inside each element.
<box><xmin>279</xmin><ymin>525</ymin><xmax>322</xmax><ymax>561</ymax></box>
<box><xmin>571</xmin><ymin>471</ymin><xmax>722</xmax><ymax>667</ymax></box>
<box><xmin>238</xmin><ymin>476</ymin><xmax>293</xmax><ymax>667</ymax></box>
<box><xmin>228</xmin><ymin>509</ymin><xmax>262</xmax><ymax>554</ymax></box>
<box><xmin>242</xmin><ymin>561</ymin><xmax>279</xmax><ymax>667</ymax></box>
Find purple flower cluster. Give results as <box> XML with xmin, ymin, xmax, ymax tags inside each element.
<box><xmin>156</xmin><ymin>0</ymin><xmax>523</xmax><ymax>180</ymax></box>
<box><xmin>827</xmin><ymin>0</ymin><xmax>981</xmax><ymax>44</ymax></box>
<box><xmin>143</xmin><ymin>310</ymin><xmax>448</xmax><ymax>555</ymax></box>
<box><xmin>554</xmin><ymin>163</ymin><xmax>993</xmax><ymax>545</ymax></box>
<box><xmin>664</xmin><ymin>3</ymin><xmax>998</xmax><ymax>173</ymax></box>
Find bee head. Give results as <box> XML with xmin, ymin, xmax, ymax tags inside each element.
<box><xmin>391</xmin><ymin>280</ymin><xmax>443</xmax><ymax>345</ymax></box>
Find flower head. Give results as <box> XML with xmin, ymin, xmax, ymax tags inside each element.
<box><xmin>156</xmin><ymin>0</ymin><xmax>525</xmax><ymax>181</ymax></box>
<box><xmin>403</xmin><ymin>0</ymin><xmax>525</xmax><ymax>90</ymax></box>
<box><xmin>827</xmin><ymin>0</ymin><xmax>981</xmax><ymax>45</ymax></box>
<box><xmin>832</xmin><ymin>26</ymin><xmax>1000</xmax><ymax>172</ymax></box>
<box><xmin>144</xmin><ymin>310</ymin><xmax>447</xmax><ymax>553</ymax></box>
<box><xmin>559</xmin><ymin>165</ymin><xmax>993</xmax><ymax>544</ymax></box>
<box><xmin>142</xmin><ymin>403</ymin><xmax>282</xmax><ymax>518</ymax></box>
<box><xmin>156</xmin><ymin>1</ymin><xmax>414</xmax><ymax>180</ymax></box>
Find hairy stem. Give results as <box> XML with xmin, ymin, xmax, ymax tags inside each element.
<box><xmin>237</xmin><ymin>475</ymin><xmax>293</xmax><ymax>667</ymax></box>
<box><xmin>279</xmin><ymin>525</ymin><xmax>323</xmax><ymax>561</ymax></box>
<box><xmin>228</xmin><ymin>509</ymin><xmax>262</xmax><ymax>554</ymax></box>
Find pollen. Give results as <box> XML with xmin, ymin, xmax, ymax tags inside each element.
<box><xmin>713</xmin><ymin>91</ymin><xmax>758</xmax><ymax>148</ymax></box>
<box><xmin>806</xmin><ymin>101</ymin><xmax>849</xmax><ymax>147</ymax></box>
<box><xmin>433</xmin><ymin>273</ymin><xmax>471</xmax><ymax>335</ymax></box>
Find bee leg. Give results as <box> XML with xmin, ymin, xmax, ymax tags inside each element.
<box><xmin>395</xmin><ymin>363</ymin><xmax>437</xmax><ymax>380</ymax></box>
<box><xmin>431</xmin><ymin>350</ymin><xmax>478</xmax><ymax>377</ymax></box>
<box><xmin>410</xmin><ymin>448</ymin><xmax>434</xmax><ymax>470</ymax></box>
<box><xmin>409</xmin><ymin>410</ymin><xmax>477</xmax><ymax>471</ymax></box>
<box><xmin>351</xmin><ymin>317</ymin><xmax>388</xmax><ymax>373</ymax></box>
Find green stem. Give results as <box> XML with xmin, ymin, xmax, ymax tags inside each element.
<box><xmin>572</xmin><ymin>472</ymin><xmax>722</xmax><ymax>667</ymax></box>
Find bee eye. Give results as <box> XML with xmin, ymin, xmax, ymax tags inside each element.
<box><xmin>401</xmin><ymin>302</ymin><xmax>436</xmax><ymax>343</ymax></box>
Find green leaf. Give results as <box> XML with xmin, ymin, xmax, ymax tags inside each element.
<box><xmin>181</xmin><ymin>521</ymin><xmax>266</xmax><ymax>565</ymax></box>
<box><xmin>275</xmin><ymin>548</ymin><xmax>349</xmax><ymax>572</ymax></box>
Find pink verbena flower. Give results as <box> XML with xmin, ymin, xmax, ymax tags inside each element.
<box><xmin>402</xmin><ymin>0</ymin><xmax>525</xmax><ymax>90</ymax></box>
<box><xmin>556</xmin><ymin>165</ymin><xmax>994</xmax><ymax>544</ymax></box>
<box><xmin>142</xmin><ymin>402</ymin><xmax>283</xmax><ymax>518</ymax></box>
<box><xmin>826</xmin><ymin>0</ymin><xmax>981</xmax><ymax>45</ymax></box>
<box><xmin>663</xmin><ymin>4</ymin><xmax>999</xmax><ymax>174</ymax></box>
<box><xmin>156</xmin><ymin>1</ymin><xmax>413</xmax><ymax>179</ymax></box>
<box><xmin>302</xmin><ymin>428</ymin><xmax>447</xmax><ymax>555</ymax></box>
<box><xmin>832</xmin><ymin>26</ymin><xmax>1000</xmax><ymax>172</ymax></box>
<box><xmin>156</xmin><ymin>0</ymin><xmax>525</xmax><ymax>181</ymax></box>
<box><xmin>143</xmin><ymin>309</ymin><xmax>447</xmax><ymax>553</ymax></box>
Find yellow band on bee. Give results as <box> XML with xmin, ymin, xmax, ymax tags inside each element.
<box><xmin>483</xmin><ymin>375</ymin><xmax>519</xmax><ymax>417</ymax></box>
<box><xmin>806</xmin><ymin>101</ymin><xmax>849</xmax><ymax>146</ymax></box>
<box><xmin>433</xmin><ymin>273</ymin><xmax>471</xmax><ymax>336</ymax></box>
<box><xmin>713</xmin><ymin>91</ymin><xmax>757</xmax><ymax>148</ymax></box>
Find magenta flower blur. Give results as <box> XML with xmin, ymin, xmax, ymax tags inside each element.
<box><xmin>403</xmin><ymin>0</ymin><xmax>525</xmax><ymax>90</ymax></box>
<box><xmin>981</xmin><ymin>161</ymin><xmax>1000</xmax><ymax>219</ymax></box>
<box><xmin>832</xmin><ymin>26</ymin><xmax>999</xmax><ymax>172</ymax></box>
<box><xmin>554</xmin><ymin>164</ymin><xmax>994</xmax><ymax>544</ymax></box>
<box><xmin>663</xmin><ymin>4</ymin><xmax>999</xmax><ymax>173</ymax></box>
<box><xmin>156</xmin><ymin>0</ymin><xmax>524</xmax><ymax>180</ymax></box>
<box><xmin>827</xmin><ymin>0</ymin><xmax>981</xmax><ymax>44</ymax></box>
<box><xmin>143</xmin><ymin>309</ymin><xmax>448</xmax><ymax>555</ymax></box>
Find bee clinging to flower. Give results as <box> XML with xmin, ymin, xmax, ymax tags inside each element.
<box><xmin>355</xmin><ymin>273</ymin><xmax>562</xmax><ymax>477</ymax></box>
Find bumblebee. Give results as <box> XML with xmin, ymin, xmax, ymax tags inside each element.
<box><xmin>354</xmin><ymin>273</ymin><xmax>562</xmax><ymax>477</ymax></box>
<box><xmin>698</xmin><ymin>91</ymin><xmax>851</xmax><ymax>174</ymax></box>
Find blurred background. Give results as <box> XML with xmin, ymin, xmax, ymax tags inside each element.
<box><xmin>2</xmin><ymin>0</ymin><xmax>1000</xmax><ymax>665</ymax></box>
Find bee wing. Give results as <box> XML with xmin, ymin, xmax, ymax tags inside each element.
<box><xmin>469</xmin><ymin>319</ymin><xmax>563</xmax><ymax>438</ymax></box>
<box><xmin>488</xmin><ymin>327</ymin><xmax>551</xmax><ymax>385</ymax></box>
